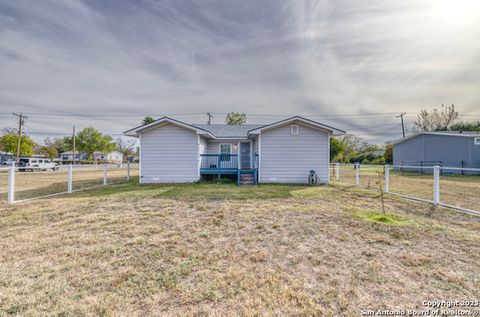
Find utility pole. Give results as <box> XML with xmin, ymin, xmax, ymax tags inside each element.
<box><xmin>72</xmin><ymin>126</ymin><xmax>76</xmax><ymax>165</ymax></box>
<box><xmin>396</xmin><ymin>112</ymin><xmax>406</xmax><ymax>137</ymax></box>
<box><xmin>12</xmin><ymin>113</ymin><xmax>27</xmax><ymax>162</ymax></box>
<box><xmin>207</xmin><ymin>113</ymin><xmax>213</xmax><ymax>125</ymax></box>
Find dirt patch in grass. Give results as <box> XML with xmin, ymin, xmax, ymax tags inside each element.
<box><xmin>0</xmin><ymin>181</ymin><xmax>479</xmax><ymax>315</ymax></box>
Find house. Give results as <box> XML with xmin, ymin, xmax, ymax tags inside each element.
<box><xmin>59</xmin><ymin>151</ymin><xmax>88</xmax><ymax>161</ymax></box>
<box><xmin>93</xmin><ymin>151</ymin><xmax>124</xmax><ymax>164</ymax></box>
<box><xmin>124</xmin><ymin>116</ymin><xmax>345</xmax><ymax>184</ymax></box>
<box><xmin>393</xmin><ymin>131</ymin><xmax>480</xmax><ymax>168</ymax></box>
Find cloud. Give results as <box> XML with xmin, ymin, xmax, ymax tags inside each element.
<box><xmin>0</xmin><ymin>0</ymin><xmax>478</xmax><ymax>144</ymax></box>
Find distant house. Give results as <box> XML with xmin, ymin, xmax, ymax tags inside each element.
<box><xmin>93</xmin><ymin>151</ymin><xmax>124</xmax><ymax>164</ymax></box>
<box><xmin>124</xmin><ymin>116</ymin><xmax>345</xmax><ymax>185</ymax></box>
<box><xmin>393</xmin><ymin>131</ymin><xmax>480</xmax><ymax>168</ymax></box>
<box><xmin>59</xmin><ymin>151</ymin><xmax>88</xmax><ymax>161</ymax></box>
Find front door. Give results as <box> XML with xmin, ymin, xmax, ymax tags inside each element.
<box><xmin>240</xmin><ymin>142</ymin><xmax>251</xmax><ymax>169</ymax></box>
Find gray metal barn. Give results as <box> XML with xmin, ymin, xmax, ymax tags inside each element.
<box><xmin>393</xmin><ymin>132</ymin><xmax>480</xmax><ymax>168</ymax></box>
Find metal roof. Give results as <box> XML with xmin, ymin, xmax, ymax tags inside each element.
<box><xmin>191</xmin><ymin>124</ymin><xmax>263</xmax><ymax>138</ymax></box>
<box><xmin>392</xmin><ymin>131</ymin><xmax>480</xmax><ymax>145</ymax></box>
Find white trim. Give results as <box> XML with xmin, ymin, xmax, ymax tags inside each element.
<box><xmin>138</xmin><ymin>133</ymin><xmax>142</xmax><ymax>184</ymax></box>
<box><xmin>258</xmin><ymin>133</ymin><xmax>262</xmax><ymax>183</ymax></box>
<box><xmin>124</xmin><ymin>117</ymin><xmax>215</xmax><ymax>138</ymax></box>
<box><xmin>475</xmin><ymin>137</ymin><xmax>480</xmax><ymax>145</ymax></box>
<box><xmin>197</xmin><ymin>135</ymin><xmax>201</xmax><ymax>180</ymax></box>
<box><xmin>248</xmin><ymin>116</ymin><xmax>345</xmax><ymax>135</ymax></box>
<box><xmin>327</xmin><ymin>134</ymin><xmax>331</xmax><ymax>183</ymax></box>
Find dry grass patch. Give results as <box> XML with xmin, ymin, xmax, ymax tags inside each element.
<box><xmin>0</xmin><ymin>181</ymin><xmax>479</xmax><ymax>315</ymax></box>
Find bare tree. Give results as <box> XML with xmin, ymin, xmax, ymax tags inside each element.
<box><xmin>411</xmin><ymin>104</ymin><xmax>458</xmax><ymax>132</ymax></box>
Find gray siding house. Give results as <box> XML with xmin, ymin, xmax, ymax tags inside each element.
<box><xmin>124</xmin><ymin>116</ymin><xmax>345</xmax><ymax>184</ymax></box>
<box><xmin>393</xmin><ymin>132</ymin><xmax>480</xmax><ymax>168</ymax></box>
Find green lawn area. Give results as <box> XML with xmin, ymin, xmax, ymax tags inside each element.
<box><xmin>1</xmin><ymin>180</ymin><xmax>479</xmax><ymax>315</ymax></box>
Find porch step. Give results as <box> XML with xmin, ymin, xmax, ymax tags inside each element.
<box><xmin>239</xmin><ymin>173</ymin><xmax>256</xmax><ymax>186</ymax></box>
<box><xmin>239</xmin><ymin>181</ymin><xmax>255</xmax><ymax>186</ymax></box>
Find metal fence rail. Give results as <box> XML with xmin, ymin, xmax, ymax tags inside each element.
<box><xmin>330</xmin><ymin>163</ymin><xmax>480</xmax><ymax>216</ymax></box>
<box><xmin>1</xmin><ymin>163</ymin><xmax>138</xmax><ymax>204</ymax></box>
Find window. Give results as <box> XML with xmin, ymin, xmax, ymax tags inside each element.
<box><xmin>219</xmin><ymin>144</ymin><xmax>232</xmax><ymax>162</ymax></box>
<box><xmin>475</xmin><ymin>137</ymin><xmax>480</xmax><ymax>145</ymax></box>
<box><xmin>291</xmin><ymin>124</ymin><xmax>299</xmax><ymax>135</ymax></box>
<box><xmin>220</xmin><ymin>144</ymin><xmax>231</xmax><ymax>154</ymax></box>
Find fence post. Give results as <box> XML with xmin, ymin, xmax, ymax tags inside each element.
<box><xmin>355</xmin><ymin>163</ymin><xmax>360</xmax><ymax>186</ymax></box>
<box><xmin>335</xmin><ymin>163</ymin><xmax>340</xmax><ymax>181</ymax></box>
<box><xmin>384</xmin><ymin>165</ymin><xmax>389</xmax><ymax>193</ymax></box>
<box><xmin>8</xmin><ymin>165</ymin><xmax>15</xmax><ymax>204</ymax></box>
<box><xmin>103</xmin><ymin>164</ymin><xmax>108</xmax><ymax>186</ymax></box>
<box><xmin>68</xmin><ymin>164</ymin><xmax>73</xmax><ymax>193</ymax></box>
<box><xmin>127</xmin><ymin>161</ymin><xmax>131</xmax><ymax>181</ymax></box>
<box><xmin>433</xmin><ymin>166</ymin><xmax>440</xmax><ymax>205</ymax></box>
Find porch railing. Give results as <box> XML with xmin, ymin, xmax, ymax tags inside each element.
<box><xmin>200</xmin><ymin>154</ymin><xmax>238</xmax><ymax>170</ymax></box>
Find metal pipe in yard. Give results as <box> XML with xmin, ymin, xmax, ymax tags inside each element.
<box><xmin>433</xmin><ymin>166</ymin><xmax>440</xmax><ymax>205</ymax></box>
<box><xmin>335</xmin><ymin>163</ymin><xmax>340</xmax><ymax>181</ymax></box>
<box><xmin>384</xmin><ymin>165</ymin><xmax>389</xmax><ymax>193</ymax></box>
<box><xmin>103</xmin><ymin>164</ymin><xmax>108</xmax><ymax>186</ymax></box>
<box><xmin>127</xmin><ymin>162</ymin><xmax>130</xmax><ymax>181</ymax></box>
<box><xmin>8</xmin><ymin>165</ymin><xmax>15</xmax><ymax>204</ymax></box>
<box><xmin>68</xmin><ymin>165</ymin><xmax>73</xmax><ymax>193</ymax></box>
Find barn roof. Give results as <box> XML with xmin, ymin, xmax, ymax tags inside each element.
<box><xmin>392</xmin><ymin>131</ymin><xmax>480</xmax><ymax>145</ymax></box>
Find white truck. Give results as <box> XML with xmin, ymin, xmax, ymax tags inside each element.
<box><xmin>17</xmin><ymin>158</ymin><xmax>60</xmax><ymax>172</ymax></box>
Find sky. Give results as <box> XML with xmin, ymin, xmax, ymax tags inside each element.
<box><xmin>0</xmin><ymin>0</ymin><xmax>479</xmax><ymax>144</ymax></box>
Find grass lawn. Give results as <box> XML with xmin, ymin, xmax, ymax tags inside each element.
<box><xmin>1</xmin><ymin>180</ymin><xmax>479</xmax><ymax>315</ymax></box>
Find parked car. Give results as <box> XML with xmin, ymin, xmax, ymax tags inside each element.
<box><xmin>2</xmin><ymin>159</ymin><xmax>16</xmax><ymax>166</ymax></box>
<box><xmin>17</xmin><ymin>158</ymin><xmax>60</xmax><ymax>171</ymax></box>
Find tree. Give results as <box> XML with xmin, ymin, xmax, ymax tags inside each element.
<box><xmin>116</xmin><ymin>137</ymin><xmax>137</xmax><ymax>161</ymax></box>
<box><xmin>44</xmin><ymin>137</ymin><xmax>72</xmax><ymax>154</ymax></box>
<box><xmin>0</xmin><ymin>134</ymin><xmax>36</xmax><ymax>157</ymax></box>
<box><xmin>75</xmin><ymin>127</ymin><xmax>116</xmax><ymax>159</ymax></box>
<box><xmin>330</xmin><ymin>134</ymin><xmax>385</xmax><ymax>163</ymax></box>
<box><xmin>384</xmin><ymin>143</ymin><xmax>393</xmax><ymax>164</ymax></box>
<box><xmin>143</xmin><ymin>116</ymin><xmax>155</xmax><ymax>125</ymax></box>
<box><xmin>330</xmin><ymin>137</ymin><xmax>346</xmax><ymax>162</ymax></box>
<box><xmin>412</xmin><ymin>104</ymin><xmax>458</xmax><ymax>132</ymax></box>
<box><xmin>225</xmin><ymin>112</ymin><xmax>246</xmax><ymax>125</ymax></box>
<box><xmin>449</xmin><ymin>121</ymin><xmax>480</xmax><ymax>132</ymax></box>
<box><xmin>39</xmin><ymin>146</ymin><xmax>58</xmax><ymax>159</ymax></box>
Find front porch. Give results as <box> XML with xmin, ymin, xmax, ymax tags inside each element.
<box><xmin>200</xmin><ymin>154</ymin><xmax>259</xmax><ymax>185</ymax></box>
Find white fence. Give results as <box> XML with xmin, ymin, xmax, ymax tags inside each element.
<box><xmin>330</xmin><ymin>163</ymin><xmax>480</xmax><ymax>216</ymax></box>
<box><xmin>0</xmin><ymin>163</ymin><xmax>138</xmax><ymax>204</ymax></box>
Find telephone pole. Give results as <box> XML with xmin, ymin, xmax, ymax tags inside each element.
<box><xmin>72</xmin><ymin>126</ymin><xmax>76</xmax><ymax>165</ymax></box>
<box><xmin>396</xmin><ymin>112</ymin><xmax>406</xmax><ymax>137</ymax></box>
<box><xmin>207</xmin><ymin>112</ymin><xmax>213</xmax><ymax>125</ymax></box>
<box><xmin>12</xmin><ymin>113</ymin><xmax>27</xmax><ymax>162</ymax></box>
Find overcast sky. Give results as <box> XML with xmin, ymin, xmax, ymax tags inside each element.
<box><xmin>0</xmin><ymin>0</ymin><xmax>479</xmax><ymax>144</ymax></box>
